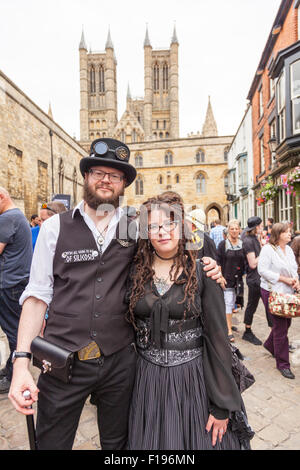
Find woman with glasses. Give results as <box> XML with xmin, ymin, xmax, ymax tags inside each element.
<box><xmin>126</xmin><ymin>194</ymin><xmax>252</xmax><ymax>450</ymax></box>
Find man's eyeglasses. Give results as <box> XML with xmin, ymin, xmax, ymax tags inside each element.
<box><xmin>88</xmin><ymin>168</ymin><xmax>124</xmax><ymax>183</ymax></box>
<box><xmin>41</xmin><ymin>203</ymin><xmax>57</xmax><ymax>214</ymax></box>
<box><xmin>148</xmin><ymin>220</ymin><xmax>180</xmax><ymax>235</ymax></box>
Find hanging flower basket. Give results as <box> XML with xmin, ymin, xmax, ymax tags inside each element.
<box><xmin>281</xmin><ymin>166</ymin><xmax>300</xmax><ymax>197</ymax></box>
<box><xmin>256</xmin><ymin>176</ymin><xmax>279</xmax><ymax>206</ymax></box>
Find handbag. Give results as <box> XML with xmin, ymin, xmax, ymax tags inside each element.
<box><xmin>230</xmin><ymin>344</ymin><xmax>255</xmax><ymax>393</ymax></box>
<box><xmin>31</xmin><ymin>336</ymin><xmax>75</xmax><ymax>383</ymax></box>
<box><xmin>267</xmin><ymin>245</ymin><xmax>300</xmax><ymax>318</ymax></box>
<box><xmin>268</xmin><ymin>291</ymin><xmax>300</xmax><ymax>318</ymax></box>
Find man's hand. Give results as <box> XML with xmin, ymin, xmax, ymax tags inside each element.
<box><xmin>202</xmin><ymin>257</ymin><xmax>222</xmax><ymax>283</ymax></box>
<box><xmin>8</xmin><ymin>363</ymin><xmax>39</xmax><ymax>415</ymax></box>
<box><xmin>206</xmin><ymin>414</ymin><xmax>228</xmax><ymax>447</ymax></box>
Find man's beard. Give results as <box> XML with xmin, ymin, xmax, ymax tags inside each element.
<box><xmin>83</xmin><ymin>180</ymin><xmax>125</xmax><ymax>212</ymax></box>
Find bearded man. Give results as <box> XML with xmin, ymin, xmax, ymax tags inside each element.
<box><xmin>9</xmin><ymin>138</ymin><xmax>221</xmax><ymax>450</ymax></box>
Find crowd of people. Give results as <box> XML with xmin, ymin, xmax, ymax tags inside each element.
<box><xmin>0</xmin><ymin>137</ymin><xmax>299</xmax><ymax>451</ymax></box>
<box><xmin>207</xmin><ymin>215</ymin><xmax>300</xmax><ymax>380</ymax></box>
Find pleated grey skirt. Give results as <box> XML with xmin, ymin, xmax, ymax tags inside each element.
<box><xmin>127</xmin><ymin>351</ymin><xmax>241</xmax><ymax>450</ymax></box>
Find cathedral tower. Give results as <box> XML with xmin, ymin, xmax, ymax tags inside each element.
<box><xmin>79</xmin><ymin>28</ymin><xmax>118</xmax><ymax>150</ymax></box>
<box><xmin>143</xmin><ymin>25</ymin><xmax>179</xmax><ymax>140</ymax></box>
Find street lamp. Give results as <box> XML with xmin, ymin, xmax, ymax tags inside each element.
<box><xmin>268</xmin><ymin>136</ymin><xmax>277</xmax><ymax>165</ymax></box>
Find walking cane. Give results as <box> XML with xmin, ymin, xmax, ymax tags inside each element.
<box><xmin>23</xmin><ymin>390</ymin><xmax>38</xmax><ymax>450</ymax></box>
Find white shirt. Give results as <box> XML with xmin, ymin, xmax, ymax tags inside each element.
<box><xmin>19</xmin><ymin>200</ymin><xmax>124</xmax><ymax>307</ymax></box>
<box><xmin>257</xmin><ymin>243</ymin><xmax>298</xmax><ymax>294</ymax></box>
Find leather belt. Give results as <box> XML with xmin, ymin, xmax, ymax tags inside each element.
<box><xmin>77</xmin><ymin>341</ymin><xmax>101</xmax><ymax>360</ymax></box>
<box><xmin>161</xmin><ymin>336</ymin><xmax>203</xmax><ymax>351</ymax></box>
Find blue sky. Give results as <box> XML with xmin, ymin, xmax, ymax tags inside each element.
<box><xmin>0</xmin><ymin>0</ymin><xmax>282</xmax><ymax>139</ymax></box>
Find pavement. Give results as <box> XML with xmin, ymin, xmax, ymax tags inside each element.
<box><xmin>1</xmin><ymin>292</ymin><xmax>300</xmax><ymax>451</ymax></box>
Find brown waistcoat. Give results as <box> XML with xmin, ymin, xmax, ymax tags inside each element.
<box><xmin>44</xmin><ymin>209</ymin><xmax>137</xmax><ymax>355</ymax></box>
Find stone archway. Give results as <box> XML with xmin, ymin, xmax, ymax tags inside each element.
<box><xmin>205</xmin><ymin>203</ymin><xmax>223</xmax><ymax>227</ymax></box>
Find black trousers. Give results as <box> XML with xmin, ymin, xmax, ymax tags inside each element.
<box><xmin>243</xmin><ymin>282</ymin><xmax>261</xmax><ymax>327</ymax></box>
<box><xmin>36</xmin><ymin>343</ymin><xmax>137</xmax><ymax>450</ymax></box>
<box><xmin>0</xmin><ymin>280</ymin><xmax>28</xmax><ymax>379</ymax></box>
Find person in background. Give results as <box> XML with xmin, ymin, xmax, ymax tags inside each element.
<box><xmin>186</xmin><ymin>208</ymin><xmax>217</xmax><ymax>261</ymax></box>
<box><xmin>31</xmin><ymin>202</ymin><xmax>67</xmax><ymax>250</ymax></box>
<box><xmin>210</xmin><ymin>219</ymin><xmax>226</xmax><ymax>249</ymax></box>
<box><xmin>30</xmin><ymin>214</ymin><xmax>40</xmax><ymax>228</ymax></box>
<box><xmin>264</xmin><ymin>218</ymin><xmax>273</xmax><ymax>237</ymax></box>
<box><xmin>242</xmin><ymin>217</ymin><xmax>265</xmax><ymax>346</ymax></box>
<box><xmin>0</xmin><ymin>187</ymin><xmax>32</xmax><ymax>393</ymax></box>
<box><xmin>258</xmin><ymin>223</ymin><xmax>299</xmax><ymax>379</ymax></box>
<box><xmin>217</xmin><ymin>220</ymin><xmax>244</xmax><ymax>342</ymax></box>
<box><xmin>291</xmin><ymin>235</ymin><xmax>300</xmax><ymax>280</ymax></box>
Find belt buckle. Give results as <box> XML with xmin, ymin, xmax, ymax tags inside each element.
<box><xmin>78</xmin><ymin>341</ymin><xmax>101</xmax><ymax>361</ymax></box>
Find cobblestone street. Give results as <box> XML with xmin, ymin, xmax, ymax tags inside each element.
<box><xmin>1</xmin><ymin>293</ymin><xmax>300</xmax><ymax>451</ymax></box>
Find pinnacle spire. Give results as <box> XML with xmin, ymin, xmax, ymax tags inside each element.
<box><xmin>127</xmin><ymin>83</ymin><xmax>131</xmax><ymax>100</ymax></box>
<box><xmin>144</xmin><ymin>24</ymin><xmax>151</xmax><ymax>47</ymax></box>
<box><xmin>105</xmin><ymin>27</ymin><xmax>114</xmax><ymax>49</ymax></box>
<box><xmin>79</xmin><ymin>27</ymin><xmax>87</xmax><ymax>50</ymax></box>
<box><xmin>48</xmin><ymin>102</ymin><xmax>53</xmax><ymax>120</ymax></box>
<box><xmin>171</xmin><ymin>23</ymin><xmax>179</xmax><ymax>44</ymax></box>
<box><xmin>202</xmin><ymin>96</ymin><xmax>218</xmax><ymax>137</ymax></box>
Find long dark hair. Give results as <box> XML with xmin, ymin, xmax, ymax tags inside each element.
<box><xmin>127</xmin><ymin>194</ymin><xmax>199</xmax><ymax>328</ymax></box>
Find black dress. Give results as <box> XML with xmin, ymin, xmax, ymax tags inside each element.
<box><xmin>127</xmin><ymin>262</ymin><xmax>252</xmax><ymax>450</ymax></box>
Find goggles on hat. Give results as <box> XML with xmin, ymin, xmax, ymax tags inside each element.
<box><xmin>91</xmin><ymin>141</ymin><xmax>129</xmax><ymax>161</ymax></box>
<box><xmin>41</xmin><ymin>203</ymin><xmax>57</xmax><ymax>214</ymax></box>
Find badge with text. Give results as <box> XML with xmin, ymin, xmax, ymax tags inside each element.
<box><xmin>61</xmin><ymin>249</ymin><xmax>99</xmax><ymax>263</ymax></box>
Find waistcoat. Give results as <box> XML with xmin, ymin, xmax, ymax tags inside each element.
<box><xmin>44</xmin><ymin>209</ymin><xmax>137</xmax><ymax>355</ymax></box>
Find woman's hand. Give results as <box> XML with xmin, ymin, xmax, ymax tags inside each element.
<box><xmin>292</xmin><ymin>278</ymin><xmax>300</xmax><ymax>291</ymax></box>
<box><xmin>206</xmin><ymin>414</ymin><xmax>228</xmax><ymax>447</ymax></box>
<box><xmin>280</xmin><ymin>276</ymin><xmax>296</xmax><ymax>286</ymax></box>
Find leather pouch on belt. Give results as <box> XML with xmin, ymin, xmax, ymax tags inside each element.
<box><xmin>78</xmin><ymin>341</ymin><xmax>101</xmax><ymax>360</ymax></box>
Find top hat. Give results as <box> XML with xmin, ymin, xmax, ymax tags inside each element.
<box><xmin>244</xmin><ymin>216</ymin><xmax>263</xmax><ymax>232</ymax></box>
<box><xmin>80</xmin><ymin>138</ymin><xmax>137</xmax><ymax>187</ymax></box>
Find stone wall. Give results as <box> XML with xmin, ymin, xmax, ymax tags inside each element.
<box><xmin>0</xmin><ymin>70</ymin><xmax>86</xmax><ymax>219</ymax></box>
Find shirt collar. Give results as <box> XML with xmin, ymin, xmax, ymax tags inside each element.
<box><xmin>72</xmin><ymin>200</ymin><xmax>124</xmax><ymax>221</ymax></box>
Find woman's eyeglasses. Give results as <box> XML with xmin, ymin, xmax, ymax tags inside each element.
<box><xmin>148</xmin><ymin>220</ymin><xmax>180</xmax><ymax>235</ymax></box>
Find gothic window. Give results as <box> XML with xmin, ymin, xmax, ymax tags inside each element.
<box><xmin>90</xmin><ymin>65</ymin><xmax>96</xmax><ymax>93</ymax></box>
<box><xmin>196</xmin><ymin>174</ymin><xmax>206</xmax><ymax>194</ymax></box>
<box><xmin>158</xmin><ymin>175</ymin><xmax>163</xmax><ymax>184</ymax></box>
<box><xmin>99</xmin><ymin>65</ymin><xmax>105</xmax><ymax>93</ymax></box>
<box><xmin>163</xmin><ymin>63</ymin><xmax>168</xmax><ymax>91</ymax></box>
<box><xmin>196</xmin><ymin>149</ymin><xmax>205</xmax><ymax>163</ymax></box>
<box><xmin>135</xmin><ymin>175</ymin><xmax>144</xmax><ymax>195</ymax></box>
<box><xmin>175</xmin><ymin>174</ymin><xmax>180</xmax><ymax>184</ymax></box>
<box><xmin>163</xmin><ymin>120</ymin><xmax>166</xmax><ymax>130</ymax></box>
<box><xmin>165</xmin><ymin>151</ymin><xmax>173</xmax><ymax>165</ymax></box>
<box><xmin>159</xmin><ymin>132</ymin><xmax>163</xmax><ymax>139</ymax></box>
<box><xmin>153</xmin><ymin>63</ymin><xmax>159</xmax><ymax>91</ymax></box>
<box><xmin>135</xmin><ymin>154</ymin><xmax>143</xmax><ymax>167</ymax></box>
<box><xmin>132</xmin><ymin>129</ymin><xmax>137</xmax><ymax>143</ymax></box>
<box><xmin>153</xmin><ymin>132</ymin><xmax>157</xmax><ymax>138</ymax></box>
<box><xmin>7</xmin><ymin>145</ymin><xmax>23</xmax><ymax>199</ymax></box>
<box><xmin>224</xmin><ymin>146</ymin><xmax>230</xmax><ymax>162</ymax></box>
<box><xmin>156</xmin><ymin>120</ymin><xmax>159</xmax><ymax>129</ymax></box>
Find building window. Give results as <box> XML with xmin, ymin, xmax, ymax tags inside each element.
<box><xmin>156</xmin><ymin>120</ymin><xmax>159</xmax><ymax>129</ymax></box>
<box><xmin>290</xmin><ymin>59</ymin><xmax>300</xmax><ymax>134</ymax></box>
<box><xmin>269</xmin><ymin>77</ymin><xmax>275</xmax><ymax>100</ymax></box>
<box><xmin>196</xmin><ymin>150</ymin><xmax>205</xmax><ymax>163</ymax></box>
<box><xmin>277</xmin><ymin>72</ymin><xmax>286</xmax><ymax>142</ymax></box>
<box><xmin>259</xmin><ymin>86</ymin><xmax>263</xmax><ymax>118</ymax></box>
<box><xmin>224</xmin><ymin>173</ymin><xmax>229</xmax><ymax>192</ymax></box>
<box><xmin>224</xmin><ymin>146</ymin><xmax>229</xmax><ymax>162</ymax></box>
<box><xmin>238</xmin><ymin>155</ymin><xmax>248</xmax><ymax>188</ymax></box>
<box><xmin>135</xmin><ymin>154</ymin><xmax>143</xmax><ymax>167</ymax></box>
<box><xmin>132</xmin><ymin>129</ymin><xmax>137</xmax><ymax>143</ymax></box>
<box><xmin>135</xmin><ymin>175</ymin><xmax>144</xmax><ymax>195</ymax></box>
<box><xmin>90</xmin><ymin>65</ymin><xmax>96</xmax><ymax>93</ymax></box>
<box><xmin>279</xmin><ymin>187</ymin><xmax>293</xmax><ymax>222</ymax></box>
<box><xmin>163</xmin><ymin>120</ymin><xmax>166</xmax><ymax>130</ymax></box>
<box><xmin>196</xmin><ymin>174</ymin><xmax>206</xmax><ymax>193</ymax></box>
<box><xmin>165</xmin><ymin>151</ymin><xmax>173</xmax><ymax>165</ymax></box>
<box><xmin>175</xmin><ymin>174</ymin><xmax>180</xmax><ymax>184</ymax></box>
<box><xmin>99</xmin><ymin>65</ymin><xmax>105</xmax><ymax>93</ymax></box>
<box><xmin>259</xmin><ymin>136</ymin><xmax>265</xmax><ymax>173</ymax></box>
<box><xmin>229</xmin><ymin>169</ymin><xmax>236</xmax><ymax>195</ymax></box>
<box><xmin>163</xmin><ymin>63</ymin><xmax>168</xmax><ymax>91</ymax></box>
<box><xmin>153</xmin><ymin>63</ymin><xmax>159</xmax><ymax>91</ymax></box>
